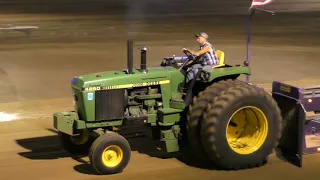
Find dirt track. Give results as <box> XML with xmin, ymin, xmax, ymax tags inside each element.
<box><xmin>0</xmin><ymin>0</ymin><xmax>320</xmax><ymax>179</ymax></box>
<box><xmin>1</xmin><ymin>89</ymin><xmax>320</xmax><ymax>180</ymax></box>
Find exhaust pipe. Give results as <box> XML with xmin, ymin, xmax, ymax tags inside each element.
<box><xmin>127</xmin><ymin>39</ymin><xmax>134</xmax><ymax>74</ymax></box>
<box><xmin>139</xmin><ymin>46</ymin><xmax>149</xmax><ymax>73</ymax></box>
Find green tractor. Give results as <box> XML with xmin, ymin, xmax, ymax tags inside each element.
<box><xmin>55</xmin><ymin>40</ymin><xmax>282</xmax><ymax>174</ymax></box>
<box><xmin>53</xmin><ymin>5</ymin><xmax>289</xmax><ymax>175</ymax></box>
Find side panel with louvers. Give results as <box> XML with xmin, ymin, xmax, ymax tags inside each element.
<box><xmin>95</xmin><ymin>89</ymin><xmax>125</xmax><ymax>121</ymax></box>
<box><xmin>72</xmin><ymin>88</ymin><xmax>86</xmax><ymax>120</ymax></box>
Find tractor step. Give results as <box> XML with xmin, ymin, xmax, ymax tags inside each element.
<box><xmin>170</xmin><ymin>98</ymin><xmax>185</xmax><ymax>109</ymax></box>
<box><xmin>171</xmin><ymin>98</ymin><xmax>184</xmax><ymax>102</ymax></box>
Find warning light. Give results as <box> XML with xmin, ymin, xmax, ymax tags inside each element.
<box><xmin>308</xmin><ymin>99</ymin><xmax>312</xmax><ymax>103</ymax></box>
<box><xmin>71</xmin><ymin>77</ymin><xmax>76</xmax><ymax>84</ymax></box>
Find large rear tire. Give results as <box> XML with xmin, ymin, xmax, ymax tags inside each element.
<box><xmin>186</xmin><ymin>79</ymin><xmax>248</xmax><ymax>160</ymax></box>
<box><xmin>201</xmin><ymin>84</ymin><xmax>282</xmax><ymax>169</ymax></box>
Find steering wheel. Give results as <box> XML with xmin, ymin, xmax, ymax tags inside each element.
<box><xmin>178</xmin><ymin>50</ymin><xmax>196</xmax><ymax>70</ymax></box>
<box><xmin>183</xmin><ymin>50</ymin><xmax>195</xmax><ymax>61</ymax></box>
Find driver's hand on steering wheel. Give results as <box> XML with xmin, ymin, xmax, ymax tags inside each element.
<box><xmin>186</xmin><ymin>60</ymin><xmax>193</xmax><ymax>65</ymax></box>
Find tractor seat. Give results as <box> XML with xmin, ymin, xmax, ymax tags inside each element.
<box><xmin>212</xmin><ymin>50</ymin><xmax>225</xmax><ymax>69</ymax></box>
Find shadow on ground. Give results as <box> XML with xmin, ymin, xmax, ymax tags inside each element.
<box><xmin>15</xmin><ymin>128</ymin><xmax>219</xmax><ymax>174</ymax></box>
<box><xmin>15</xmin><ymin>128</ymin><xmax>272</xmax><ymax>175</ymax></box>
<box><xmin>15</xmin><ymin>128</ymin><xmax>80</xmax><ymax>159</ymax></box>
<box><xmin>15</xmin><ymin>128</ymin><xmax>98</xmax><ymax>174</ymax></box>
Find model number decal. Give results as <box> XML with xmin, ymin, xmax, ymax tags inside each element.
<box><xmin>84</xmin><ymin>87</ymin><xmax>101</xmax><ymax>91</ymax></box>
<box><xmin>132</xmin><ymin>81</ymin><xmax>162</xmax><ymax>87</ymax></box>
<box><xmin>83</xmin><ymin>80</ymin><xmax>170</xmax><ymax>91</ymax></box>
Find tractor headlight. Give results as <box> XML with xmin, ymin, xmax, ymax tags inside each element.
<box><xmin>204</xmin><ymin>72</ymin><xmax>210</xmax><ymax>80</ymax></box>
<box><xmin>200</xmin><ymin>71</ymin><xmax>211</xmax><ymax>82</ymax></box>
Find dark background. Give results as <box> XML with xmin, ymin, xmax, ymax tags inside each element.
<box><xmin>0</xmin><ymin>0</ymin><xmax>318</xmax><ymax>15</ymax></box>
<box><xmin>0</xmin><ymin>0</ymin><xmax>319</xmax><ymax>103</ymax></box>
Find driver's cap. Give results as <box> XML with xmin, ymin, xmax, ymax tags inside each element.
<box><xmin>195</xmin><ymin>32</ymin><xmax>209</xmax><ymax>39</ymax></box>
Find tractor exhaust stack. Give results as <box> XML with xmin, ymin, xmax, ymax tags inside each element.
<box><xmin>127</xmin><ymin>39</ymin><xmax>134</xmax><ymax>74</ymax></box>
<box><xmin>139</xmin><ymin>46</ymin><xmax>149</xmax><ymax>73</ymax></box>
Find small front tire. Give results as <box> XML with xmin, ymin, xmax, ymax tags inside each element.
<box><xmin>89</xmin><ymin>133</ymin><xmax>131</xmax><ymax>175</ymax></box>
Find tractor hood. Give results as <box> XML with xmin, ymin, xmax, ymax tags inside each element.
<box><xmin>71</xmin><ymin>67</ymin><xmax>174</xmax><ymax>91</ymax></box>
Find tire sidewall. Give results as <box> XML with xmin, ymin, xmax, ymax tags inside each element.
<box><xmin>92</xmin><ymin>135</ymin><xmax>131</xmax><ymax>174</ymax></box>
<box><xmin>186</xmin><ymin>80</ymin><xmax>246</xmax><ymax>156</ymax></box>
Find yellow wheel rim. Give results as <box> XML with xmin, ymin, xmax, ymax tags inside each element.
<box><xmin>101</xmin><ymin>145</ymin><xmax>123</xmax><ymax>168</ymax></box>
<box><xmin>226</xmin><ymin>106</ymin><xmax>268</xmax><ymax>155</ymax></box>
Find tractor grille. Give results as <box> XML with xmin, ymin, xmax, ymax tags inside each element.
<box><xmin>95</xmin><ymin>89</ymin><xmax>126</xmax><ymax>121</ymax></box>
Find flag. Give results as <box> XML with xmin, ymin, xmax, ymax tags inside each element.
<box><xmin>251</xmin><ymin>0</ymin><xmax>274</xmax><ymax>8</ymax></box>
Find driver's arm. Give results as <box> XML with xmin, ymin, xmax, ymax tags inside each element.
<box><xmin>188</xmin><ymin>45</ymin><xmax>211</xmax><ymax>56</ymax></box>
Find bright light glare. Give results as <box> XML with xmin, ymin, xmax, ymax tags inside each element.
<box><xmin>0</xmin><ymin>112</ymin><xmax>18</xmax><ymax>122</ymax></box>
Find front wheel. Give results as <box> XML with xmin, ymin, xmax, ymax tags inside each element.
<box><xmin>200</xmin><ymin>84</ymin><xmax>283</xmax><ymax>169</ymax></box>
<box><xmin>89</xmin><ymin>133</ymin><xmax>131</xmax><ymax>175</ymax></box>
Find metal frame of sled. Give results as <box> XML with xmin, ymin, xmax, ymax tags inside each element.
<box><xmin>272</xmin><ymin>81</ymin><xmax>320</xmax><ymax>167</ymax></box>
<box><xmin>244</xmin><ymin>4</ymin><xmax>320</xmax><ymax>168</ymax></box>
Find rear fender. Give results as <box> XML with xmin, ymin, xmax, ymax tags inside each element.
<box><xmin>184</xmin><ymin>66</ymin><xmax>251</xmax><ymax>106</ymax></box>
<box><xmin>198</xmin><ymin>66</ymin><xmax>251</xmax><ymax>83</ymax></box>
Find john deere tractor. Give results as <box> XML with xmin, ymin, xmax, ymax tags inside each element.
<box><xmin>53</xmin><ymin>5</ymin><xmax>307</xmax><ymax>175</ymax></box>
<box><xmin>54</xmin><ymin>37</ymin><xmax>283</xmax><ymax>174</ymax></box>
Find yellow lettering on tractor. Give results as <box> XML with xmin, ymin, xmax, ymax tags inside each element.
<box><xmin>84</xmin><ymin>87</ymin><xmax>101</xmax><ymax>91</ymax></box>
<box><xmin>132</xmin><ymin>83</ymin><xmax>143</xmax><ymax>87</ymax></box>
<box><xmin>83</xmin><ymin>80</ymin><xmax>170</xmax><ymax>91</ymax></box>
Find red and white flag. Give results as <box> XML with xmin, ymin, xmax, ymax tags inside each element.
<box><xmin>251</xmin><ymin>0</ymin><xmax>274</xmax><ymax>8</ymax></box>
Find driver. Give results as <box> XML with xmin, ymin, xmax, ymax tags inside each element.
<box><xmin>182</xmin><ymin>32</ymin><xmax>219</xmax><ymax>85</ymax></box>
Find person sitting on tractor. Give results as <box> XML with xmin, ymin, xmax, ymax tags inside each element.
<box><xmin>182</xmin><ymin>32</ymin><xmax>219</xmax><ymax>86</ymax></box>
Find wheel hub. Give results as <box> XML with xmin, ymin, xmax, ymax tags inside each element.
<box><xmin>102</xmin><ymin>145</ymin><xmax>123</xmax><ymax>168</ymax></box>
<box><xmin>226</xmin><ymin>106</ymin><xmax>268</xmax><ymax>155</ymax></box>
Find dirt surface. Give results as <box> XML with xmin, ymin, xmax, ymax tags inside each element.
<box><xmin>1</xmin><ymin>80</ymin><xmax>320</xmax><ymax>180</ymax></box>
<box><xmin>0</xmin><ymin>0</ymin><xmax>320</xmax><ymax>179</ymax></box>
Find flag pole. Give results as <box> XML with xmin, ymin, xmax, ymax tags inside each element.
<box><xmin>245</xmin><ymin>0</ymin><xmax>275</xmax><ymax>84</ymax></box>
<box><xmin>245</xmin><ymin>8</ymin><xmax>255</xmax><ymax>84</ymax></box>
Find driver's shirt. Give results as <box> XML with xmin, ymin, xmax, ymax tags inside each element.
<box><xmin>198</xmin><ymin>42</ymin><xmax>219</xmax><ymax>66</ymax></box>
